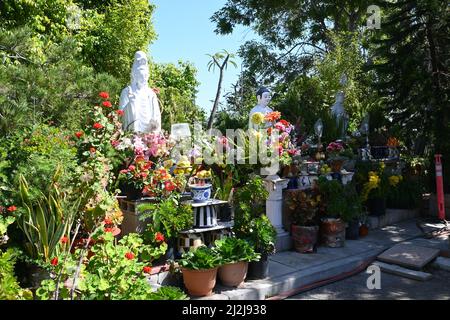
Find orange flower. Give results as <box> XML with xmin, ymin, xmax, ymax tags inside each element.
<box><xmin>264</xmin><ymin>111</ymin><xmax>281</xmax><ymax>122</ymax></box>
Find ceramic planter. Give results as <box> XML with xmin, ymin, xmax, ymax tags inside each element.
<box><xmin>181</xmin><ymin>267</ymin><xmax>218</xmax><ymax>297</ymax></box>
<box><xmin>291</xmin><ymin>224</ymin><xmax>319</xmax><ymax>253</ymax></box>
<box><xmin>190</xmin><ymin>184</ymin><xmax>212</xmax><ymax>203</ymax></box>
<box><xmin>218</xmin><ymin>261</ymin><xmax>248</xmax><ymax>287</ymax></box>
<box><xmin>320</xmin><ymin>218</ymin><xmax>346</xmax><ymax>247</ymax></box>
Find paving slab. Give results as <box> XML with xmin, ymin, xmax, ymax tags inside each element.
<box><xmin>372</xmin><ymin>261</ymin><xmax>433</xmax><ymax>281</ymax></box>
<box><xmin>401</xmin><ymin>236</ymin><xmax>450</xmax><ymax>253</ymax></box>
<box><xmin>432</xmin><ymin>257</ymin><xmax>450</xmax><ymax>272</ymax></box>
<box><xmin>377</xmin><ymin>244</ymin><xmax>440</xmax><ymax>270</ymax></box>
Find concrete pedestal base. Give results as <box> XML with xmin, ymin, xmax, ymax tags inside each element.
<box><xmin>275</xmin><ymin>230</ymin><xmax>293</xmax><ymax>252</ymax></box>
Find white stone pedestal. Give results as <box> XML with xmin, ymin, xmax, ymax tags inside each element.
<box><xmin>264</xmin><ymin>175</ymin><xmax>292</xmax><ymax>252</ymax></box>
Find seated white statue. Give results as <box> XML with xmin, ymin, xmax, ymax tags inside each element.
<box><xmin>119</xmin><ymin>51</ymin><xmax>161</xmax><ymax>133</ymax></box>
<box><xmin>248</xmin><ymin>87</ymin><xmax>273</xmax><ymax>130</ymax></box>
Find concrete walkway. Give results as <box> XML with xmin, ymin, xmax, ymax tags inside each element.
<box><xmin>195</xmin><ymin>219</ymin><xmax>449</xmax><ymax>300</ymax></box>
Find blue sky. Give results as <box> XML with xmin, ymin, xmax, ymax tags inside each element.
<box><xmin>148</xmin><ymin>0</ymin><xmax>256</xmax><ymax>113</ymax></box>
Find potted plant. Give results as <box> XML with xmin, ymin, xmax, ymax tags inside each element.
<box><xmin>138</xmin><ymin>195</ymin><xmax>193</xmax><ymax>263</ymax></box>
<box><xmin>233</xmin><ymin>177</ymin><xmax>275</xmax><ymax>279</ymax></box>
<box><xmin>360</xmin><ymin>162</ymin><xmax>389</xmax><ymax>216</ymax></box>
<box><xmin>341</xmin><ymin>183</ymin><xmax>363</xmax><ymax>240</ymax></box>
<box><xmin>178</xmin><ymin>246</ymin><xmax>222</xmax><ymax>297</ymax></box>
<box><xmin>286</xmin><ymin>189</ymin><xmax>320</xmax><ymax>253</ymax></box>
<box><xmin>317</xmin><ymin>177</ymin><xmax>347</xmax><ymax>247</ymax></box>
<box><xmin>213</xmin><ymin>237</ymin><xmax>260</xmax><ymax>287</ymax></box>
<box><xmin>326</xmin><ymin>140</ymin><xmax>346</xmax><ymax>173</ymax></box>
<box><xmin>211</xmin><ymin>164</ymin><xmax>236</xmax><ymax>221</ymax></box>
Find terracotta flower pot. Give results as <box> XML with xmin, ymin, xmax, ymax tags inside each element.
<box><xmin>218</xmin><ymin>262</ymin><xmax>248</xmax><ymax>287</ymax></box>
<box><xmin>182</xmin><ymin>267</ymin><xmax>218</xmax><ymax>297</ymax></box>
<box><xmin>320</xmin><ymin>218</ymin><xmax>346</xmax><ymax>247</ymax></box>
<box><xmin>291</xmin><ymin>224</ymin><xmax>319</xmax><ymax>253</ymax></box>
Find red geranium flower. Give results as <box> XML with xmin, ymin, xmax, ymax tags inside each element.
<box><xmin>143</xmin><ymin>266</ymin><xmax>152</xmax><ymax>274</ymax></box>
<box><xmin>60</xmin><ymin>236</ymin><xmax>69</xmax><ymax>244</ymax></box>
<box><xmin>99</xmin><ymin>92</ymin><xmax>109</xmax><ymax>99</ymax></box>
<box><xmin>279</xmin><ymin>119</ymin><xmax>290</xmax><ymax>127</ymax></box>
<box><xmin>164</xmin><ymin>181</ymin><xmax>175</xmax><ymax>192</ymax></box>
<box><xmin>93</xmin><ymin>123</ymin><xmax>103</xmax><ymax>130</ymax></box>
<box><xmin>102</xmin><ymin>101</ymin><xmax>112</xmax><ymax>108</ymax></box>
<box><xmin>140</xmin><ymin>172</ymin><xmax>148</xmax><ymax>178</ymax></box>
<box><xmin>125</xmin><ymin>252</ymin><xmax>135</xmax><ymax>260</ymax></box>
<box><xmin>155</xmin><ymin>232</ymin><xmax>165</xmax><ymax>243</ymax></box>
<box><xmin>7</xmin><ymin>205</ymin><xmax>17</xmax><ymax>212</ymax></box>
<box><xmin>116</xmin><ymin>110</ymin><xmax>124</xmax><ymax>116</ymax></box>
<box><xmin>104</xmin><ymin>217</ymin><xmax>113</xmax><ymax>225</ymax></box>
<box><xmin>75</xmin><ymin>131</ymin><xmax>83</xmax><ymax>138</ymax></box>
<box><xmin>90</xmin><ymin>147</ymin><xmax>96</xmax><ymax>153</ymax></box>
<box><xmin>51</xmin><ymin>257</ymin><xmax>58</xmax><ymax>266</ymax></box>
<box><xmin>128</xmin><ymin>165</ymin><xmax>136</xmax><ymax>171</ymax></box>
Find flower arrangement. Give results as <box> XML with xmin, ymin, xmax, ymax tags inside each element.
<box><xmin>326</xmin><ymin>141</ymin><xmax>344</xmax><ymax>159</ymax></box>
<box><xmin>360</xmin><ymin>162</ymin><xmax>391</xmax><ymax>201</ymax></box>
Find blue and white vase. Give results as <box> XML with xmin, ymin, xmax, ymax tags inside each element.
<box><xmin>190</xmin><ymin>184</ymin><xmax>212</xmax><ymax>203</ymax></box>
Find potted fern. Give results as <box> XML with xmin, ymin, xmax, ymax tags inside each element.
<box><xmin>178</xmin><ymin>246</ymin><xmax>221</xmax><ymax>297</ymax></box>
<box><xmin>214</xmin><ymin>237</ymin><xmax>260</xmax><ymax>287</ymax></box>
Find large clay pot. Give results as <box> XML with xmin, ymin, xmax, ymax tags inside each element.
<box><xmin>218</xmin><ymin>261</ymin><xmax>248</xmax><ymax>287</ymax></box>
<box><xmin>291</xmin><ymin>224</ymin><xmax>319</xmax><ymax>253</ymax></box>
<box><xmin>247</xmin><ymin>253</ymin><xmax>269</xmax><ymax>280</ymax></box>
<box><xmin>182</xmin><ymin>267</ymin><xmax>218</xmax><ymax>297</ymax></box>
<box><xmin>320</xmin><ymin>218</ymin><xmax>346</xmax><ymax>247</ymax></box>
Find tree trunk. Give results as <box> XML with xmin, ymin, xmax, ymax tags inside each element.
<box><xmin>207</xmin><ymin>55</ymin><xmax>229</xmax><ymax>130</ymax></box>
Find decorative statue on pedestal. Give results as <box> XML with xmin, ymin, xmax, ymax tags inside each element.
<box><xmin>248</xmin><ymin>86</ymin><xmax>273</xmax><ymax>130</ymax></box>
<box><xmin>330</xmin><ymin>75</ymin><xmax>349</xmax><ymax>139</ymax></box>
<box><xmin>119</xmin><ymin>51</ymin><xmax>161</xmax><ymax>133</ymax></box>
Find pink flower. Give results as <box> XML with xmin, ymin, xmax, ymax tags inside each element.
<box><xmin>128</xmin><ymin>165</ymin><xmax>136</xmax><ymax>171</ymax></box>
<box><xmin>119</xmin><ymin>169</ymin><xmax>128</xmax><ymax>174</ymax></box>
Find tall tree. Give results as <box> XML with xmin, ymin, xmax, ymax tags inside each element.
<box><xmin>371</xmin><ymin>0</ymin><xmax>449</xmax><ymax>190</ymax></box>
<box><xmin>206</xmin><ymin>50</ymin><xmax>237</xmax><ymax>129</ymax></box>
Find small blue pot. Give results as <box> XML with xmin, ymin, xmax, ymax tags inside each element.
<box><xmin>190</xmin><ymin>184</ymin><xmax>212</xmax><ymax>203</ymax></box>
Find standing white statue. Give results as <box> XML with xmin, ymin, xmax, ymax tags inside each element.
<box><xmin>119</xmin><ymin>51</ymin><xmax>161</xmax><ymax>133</ymax></box>
<box><xmin>248</xmin><ymin>86</ymin><xmax>273</xmax><ymax>130</ymax></box>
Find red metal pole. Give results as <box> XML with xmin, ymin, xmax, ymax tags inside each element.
<box><xmin>435</xmin><ymin>154</ymin><xmax>446</xmax><ymax>220</ymax></box>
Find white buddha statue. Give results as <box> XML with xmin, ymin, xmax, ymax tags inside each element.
<box><xmin>119</xmin><ymin>51</ymin><xmax>161</xmax><ymax>133</ymax></box>
<box><xmin>248</xmin><ymin>87</ymin><xmax>273</xmax><ymax>130</ymax></box>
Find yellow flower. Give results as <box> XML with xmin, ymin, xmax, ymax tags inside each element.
<box><xmin>379</xmin><ymin>162</ymin><xmax>385</xmax><ymax>171</ymax></box>
<box><xmin>389</xmin><ymin>175</ymin><xmax>399</xmax><ymax>186</ymax></box>
<box><xmin>251</xmin><ymin>112</ymin><xmax>265</xmax><ymax>125</ymax></box>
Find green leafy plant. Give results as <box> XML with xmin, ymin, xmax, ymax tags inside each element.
<box><xmin>213</xmin><ymin>237</ymin><xmax>260</xmax><ymax>264</ymax></box>
<box><xmin>286</xmin><ymin>190</ymin><xmax>320</xmax><ymax>226</ymax></box>
<box><xmin>36</xmin><ymin>232</ymin><xmax>160</xmax><ymax>300</ymax></box>
<box><xmin>0</xmin><ymin>248</ymin><xmax>33</xmax><ymax>300</ymax></box>
<box><xmin>17</xmin><ymin>168</ymin><xmax>78</xmax><ymax>263</ymax></box>
<box><xmin>317</xmin><ymin>176</ymin><xmax>349</xmax><ymax>219</ymax></box>
<box><xmin>148</xmin><ymin>286</ymin><xmax>189</xmax><ymax>300</ymax></box>
<box><xmin>178</xmin><ymin>246</ymin><xmax>221</xmax><ymax>270</ymax></box>
<box><xmin>138</xmin><ymin>195</ymin><xmax>193</xmax><ymax>240</ymax></box>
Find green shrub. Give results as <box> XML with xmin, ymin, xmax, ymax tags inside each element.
<box><xmin>214</xmin><ymin>237</ymin><xmax>260</xmax><ymax>264</ymax></box>
<box><xmin>178</xmin><ymin>246</ymin><xmax>221</xmax><ymax>270</ymax></box>
<box><xmin>0</xmin><ymin>248</ymin><xmax>32</xmax><ymax>300</ymax></box>
<box><xmin>148</xmin><ymin>286</ymin><xmax>188</xmax><ymax>300</ymax></box>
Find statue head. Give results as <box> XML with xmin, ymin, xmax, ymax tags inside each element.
<box><xmin>256</xmin><ymin>86</ymin><xmax>271</xmax><ymax>107</ymax></box>
<box><xmin>130</xmin><ymin>51</ymin><xmax>149</xmax><ymax>88</ymax></box>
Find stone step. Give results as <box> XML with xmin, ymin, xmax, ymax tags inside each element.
<box><xmin>376</xmin><ymin>244</ymin><xmax>440</xmax><ymax>270</ymax></box>
<box><xmin>372</xmin><ymin>261</ymin><xmax>433</xmax><ymax>281</ymax></box>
